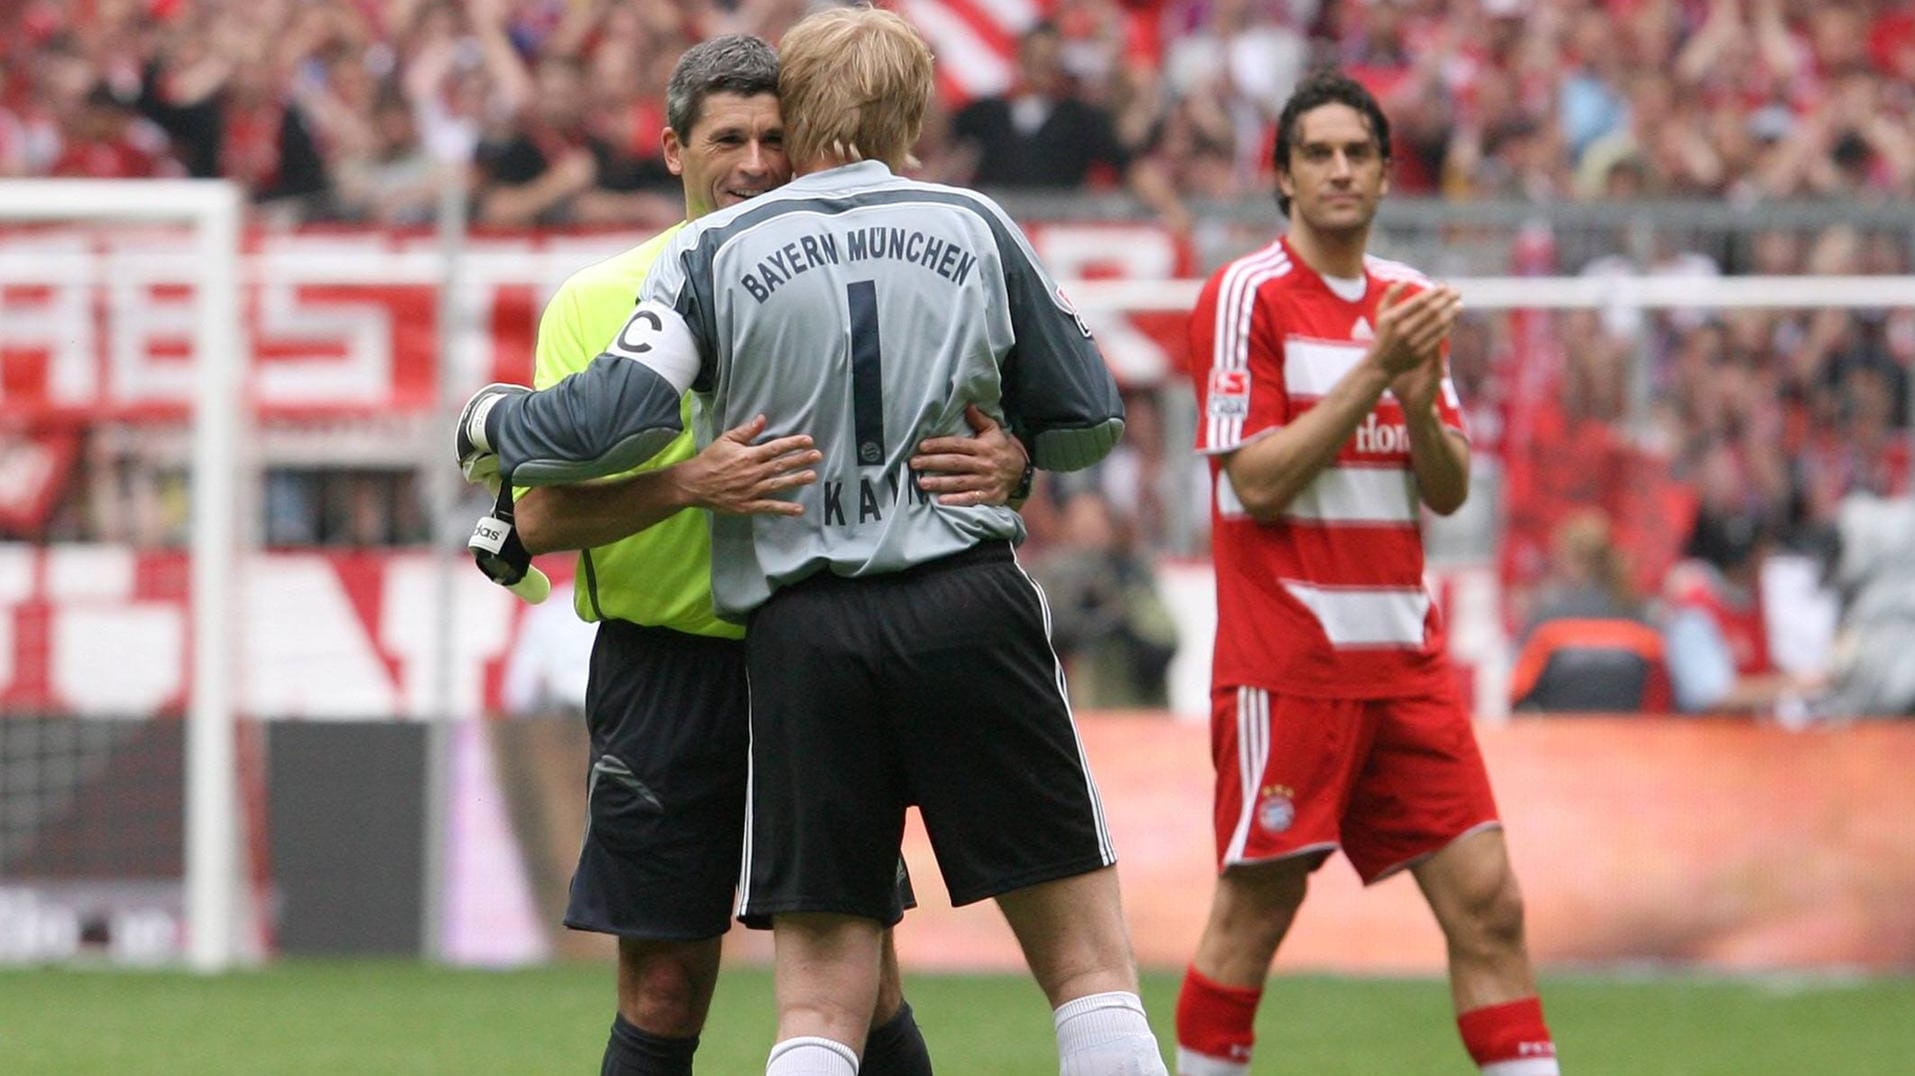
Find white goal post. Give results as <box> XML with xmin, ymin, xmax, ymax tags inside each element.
<box><xmin>0</xmin><ymin>179</ymin><xmax>246</xmax><ymax>972</ymax></box>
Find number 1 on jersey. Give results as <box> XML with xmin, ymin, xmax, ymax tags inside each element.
<box><xmin>847</xmin><ymin>280</ymin><xmax>885</xmax><ymax>466</ymax></box>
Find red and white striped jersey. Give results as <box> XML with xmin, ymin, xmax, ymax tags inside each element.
<box><xmin>1187</xmin><ymin>235</ymin><xmax>1465</xmax><ymax>698</ymax></box>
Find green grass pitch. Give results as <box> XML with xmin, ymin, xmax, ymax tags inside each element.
<box><xmin>2</xmin><ymin>961</ymin><xmax>1911</xmax><ymax>1073</ymax></box>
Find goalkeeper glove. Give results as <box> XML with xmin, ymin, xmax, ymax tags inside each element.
<box><xmin>456</xmin><ymin>382</ymin><xmax>529</xmax><ymax>489</ymax></box>
<box><xmin>468</xmin><ymin>484</ymin><xmax>550</xmax><ymax>604</ymax></box>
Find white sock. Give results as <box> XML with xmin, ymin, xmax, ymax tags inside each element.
<box><xmin>766</xmin><ymin>1035</ymin><xmax>859</xmax><ymax>1075</ymax></box>
<box><xmin>1482</xmin><ymin>1061</ymin><xmax>1561</xmax><ymax>1075</ymax></box>
<box><xmin>1054</xmin><ymin>991</ymin><xmax>1168</xmax><ymax>1076</ymax></box>
<box><xmin>1174</xmin><ymin>1046</ymin><xmax>1251</xmax><ymax>1076</ymax></box>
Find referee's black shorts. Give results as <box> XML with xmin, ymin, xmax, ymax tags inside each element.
<box><xmin>565</xmin><ymin>620</ymin><xmax>749</xmax><ymax>940</ymax></box>
<box><xmin>737</xmin><ymin>541</ymin><xmax>1115</xmax><ymax>928</ymax></box>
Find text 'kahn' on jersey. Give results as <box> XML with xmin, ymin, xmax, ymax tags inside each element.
<box><xmin>479</xmin><ymin>161</ymin><xmax>1125</xmax><ymax>621</ymax></box>
<box><xmin>643</xmin><ymin>161</ymin><xmax>1124</xmax><ymax>619</ymax></box>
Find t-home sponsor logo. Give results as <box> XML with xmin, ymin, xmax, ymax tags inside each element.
<box><xmin>1354</xmin><ymin>413</ymin><xmax>1410</xmax><ymax>456</ymax></box>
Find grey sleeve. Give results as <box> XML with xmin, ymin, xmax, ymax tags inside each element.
<box><xmin>993</xmin><ymin>221</ymin><xmax>1125</xmax><ymax>471</ymax></box>
<box><xmin>485</xmin><ymin>354</ymin><xmax>686</xmax><ymax>485</ymax></box>
<box><xmin>640</xmin><ymin>240</ymin><xmax>719</xmax><ymax>393</ymax></box>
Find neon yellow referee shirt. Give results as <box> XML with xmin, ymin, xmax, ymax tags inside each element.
<box><xmin>531</xmin><ymin>223</ymin><xmax>742</xmax><ymax>640</ymax></box>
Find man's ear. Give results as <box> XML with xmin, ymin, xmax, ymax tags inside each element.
<box><xmin>663</xmin><ymin>127</ymin><xmax>685</xmax><ymax>177</ymax></box>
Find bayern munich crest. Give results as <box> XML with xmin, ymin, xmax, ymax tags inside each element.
<box><xmin>1256</xmin><ymin>792</ymin><xmax>1296</xmax><ymax>833</ymax></box>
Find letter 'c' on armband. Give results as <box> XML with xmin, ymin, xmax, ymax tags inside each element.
<box><xmin>607</xmin><ymin>300</ymin><xmax>701</xmax><ymax>394</ymax></box>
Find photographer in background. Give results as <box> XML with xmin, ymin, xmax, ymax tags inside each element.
<box><xmin>1031</xmin><ymin>487</ymin><xmax>1180</xmax><ymax>710</ymax></box>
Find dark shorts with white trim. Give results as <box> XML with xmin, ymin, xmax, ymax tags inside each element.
<box><xmin>565</xmin><ymin>620</ymin><xmax>750</xmax><ymax>940</ymax></box>
<box><xmin>737</xmin><ymin>541</ymin><xmax>1114</xmax><ymax>928</ymax></box>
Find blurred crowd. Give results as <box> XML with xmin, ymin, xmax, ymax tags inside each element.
<box><xmin>4</xmin><ymin>0</ymin><xmax>1913</xmax><ymax>223</ymax></box>
<box><xmin>1479</xmin><ymin>240</ymin><xmax>1912</xmax><ymax>718</ymax></box>
<box><xmin>1489</xmin><ymin>232</ymin><xmax>1914</xmax><ymax>564</ymax></box>
<box><xmin>6</xmin><ymin>0</ymin><xmax>1914</xmax><ymax>715</ymax></box>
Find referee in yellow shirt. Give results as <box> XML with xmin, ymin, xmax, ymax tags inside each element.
<box><xmin>478</xmin><ymin>34</ymin><xmax>1027</xmax><ymax>1075</ymax></box>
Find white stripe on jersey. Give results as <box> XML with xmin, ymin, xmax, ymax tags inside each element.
<box><xmin>1283</xmin><ymin>466</ymin><xmax>1419</xmax><ymax>525</ymax></box>
<box><xmin>1280</xmin><ymin>580</ymin><xmax>1431</xmax><ymax>647</ymax></box>
<box><xmin>1223</xmin><ymin>686</ymin><xmax>1269</xmax><ymax>863</ymax></box>
<box><xmin>1282</xmin><ymin>336</ymin><xmax>1380</xmax><ymax>399</ymax></box>
<box><xmin>1010</xmin><ymin>552</ymin><xmax>1116</xmax><ymax>866</ymax></box>
<box><xmin>1206</xmin><ymin>243</ymin><xmax>1291</xmax><ymax>450</ymax></box>
<box><xmin>1215</xmin><ymin>466</ymin><xmax>1247</xmax><ymax>518</ymax></box>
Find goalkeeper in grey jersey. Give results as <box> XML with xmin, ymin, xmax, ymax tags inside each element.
<box><xmin>461</xmin><ymin>122</ymin><xmax>1122</xmax><ymax>622</ymax></box>
<box><xmin>459</xmin><ymin>8</ymin><xmax>1165</xmax><ymax>1075</ymax></box>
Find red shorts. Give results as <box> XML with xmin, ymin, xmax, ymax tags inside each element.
<box><xmin>1209</xmin><ymin>685</ymin><xmax>1500</xmax><ymax>883</ymax></box>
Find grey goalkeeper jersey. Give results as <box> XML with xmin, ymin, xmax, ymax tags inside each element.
<box><xmin>486</xmin><ymin>161</ymin><xmax>1124</xmax><ymax>619</ymax></box>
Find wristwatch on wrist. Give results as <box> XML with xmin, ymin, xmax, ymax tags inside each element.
<box><xmin>1010</xmin><ymin>456</ymin><xmax>1036</xmax><ymax>503</ymax></box>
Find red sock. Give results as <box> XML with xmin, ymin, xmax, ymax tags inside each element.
<box><xmin>1457</xmin><ymin>997</ymin><xmax>1558</xmax><ymax>1073</ymax></box>
<box><xmin>1175</xmin><ymin>965</ymin><xmax>1261</xmax><ymax>1069</ymax></box>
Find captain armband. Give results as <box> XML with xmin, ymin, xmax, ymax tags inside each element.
<box><xmin>606</xmin><ymin>299</ymin><xmax>701</xmax><ymax>395</ymax></box>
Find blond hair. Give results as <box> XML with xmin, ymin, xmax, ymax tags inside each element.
<box><xmin>777</xmin><ymin>5</ymin><xmax>933</xmax><ymax>169</ymax></box>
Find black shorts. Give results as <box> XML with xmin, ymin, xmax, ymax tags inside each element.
<box><xmin>565</xmin><ymin>620</ymin><xmax>750</xmax><ymax>940</ymax></box>
<box><xmin>737</xmin><ymin>542</ymin><xmax>1114</xmax><ymax>928</ymax></box>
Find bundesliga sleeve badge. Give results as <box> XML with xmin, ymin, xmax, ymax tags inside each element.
<box><xmin>1208</xmin><ymin>369</ymin><xmax>1252</xmax><ymax>418</ymax></box>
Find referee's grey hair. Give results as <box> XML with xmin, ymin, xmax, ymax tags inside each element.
<box><xmin>665</xmin><ymin>35</ymin><xmax>780</xmax><ymax>138</ymax></box>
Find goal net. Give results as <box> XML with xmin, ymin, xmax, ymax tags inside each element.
<box><xmin>0</xmin><ymin>179</ymin><xmax>251</xmax><ymax>970</ymax></box>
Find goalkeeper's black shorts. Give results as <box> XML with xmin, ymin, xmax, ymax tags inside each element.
<box><xmin>736</xmin><ymin>541</ymin><xmax>1116</xmax><ymax>930</ymax></box>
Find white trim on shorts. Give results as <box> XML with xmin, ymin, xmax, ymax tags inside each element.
<box><xmin>1220</xmin><ymin>678</ymin><xmax>1331</xmax><ymax>878</ymax></box>
<box><xmin>1223</xmin><ymin>686</ymin><xmax>1273</xmax><ymax>864</ymax></box>
<box><xmin>734</xmin><ymin>667</ymin><xmax>757</xmax><ymax>921</ymax></box>
<box><xmin>1009</xmin><ymin>549</ymin><xmax>1116</xmax><ymax>866</ymax></box>
<box><xmin>1365</xmin><ymin>818</ymin><xmax>1505</xmax><ymax>883</ymax></box>
<box><xmin>1224</xmin><ymin>844</ymin><xmax>1341</xmax><ymax>874</ymax></box>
